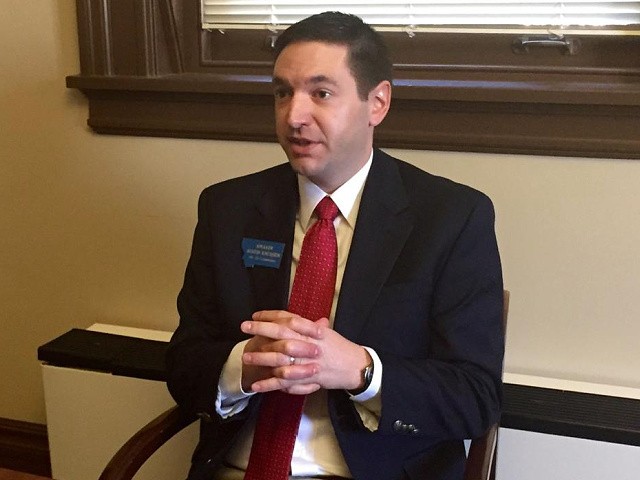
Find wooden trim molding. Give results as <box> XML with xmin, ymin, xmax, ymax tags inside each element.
<box><xmin>66</xmin><ymin>0</ymin><xmax>640</xmax><ymax>159</ymax></box>
<box><xmin>0</xmin><ymin>418</ymin><xmax>51</xmax><ymax>477</ymax></box>
<box><xmin>67</xmin><ymin>72</ymin><xmax>640</xmax><ymax>159</ymax></box>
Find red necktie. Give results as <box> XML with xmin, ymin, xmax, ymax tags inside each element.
<box><xmin>244</xmin><ymin>196</ymin><xmax>339</xmax><ymax>480</ymax></box>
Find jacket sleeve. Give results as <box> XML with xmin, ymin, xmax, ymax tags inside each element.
<box><xmin>376</xmin><ymin>193</ymin><xmax>504</xmax><ymax>442</ymax></box>
<box><xmin>165</xmin><ymin>188</ymin><xmax>253</xmax><ymax>422</ymax></box>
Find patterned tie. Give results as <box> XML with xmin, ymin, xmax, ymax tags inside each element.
<box><xmin>244</xmin><ymin>196</ymin><xmax>339</xmax><ymax>480</ymax></box>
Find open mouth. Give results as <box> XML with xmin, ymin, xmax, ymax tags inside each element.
<box><xmin>289</xmin><ymin>137</ymin><xmax>314</xmax><ymax>146</ymax></box>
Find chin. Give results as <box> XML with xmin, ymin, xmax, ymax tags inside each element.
<box><xmin>287</xmin><ymin>155</ymin><xmax>319</xmax><ymax>176</ymax></box>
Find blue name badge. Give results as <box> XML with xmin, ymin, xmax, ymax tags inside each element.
<box><xmin>242</xmin><ymin>238</ymin><xmax>285</xmax><ymax>269</ymax></box>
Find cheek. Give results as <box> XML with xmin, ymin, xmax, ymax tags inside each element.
<box><xmin>274</xmin><ymin>104</ymin><xmax>290</xmax><ymax>124</ymax></box>
<box><xmin>318</xmin><ymin>109</ymin><xmax>351</xmax><ymax>137</ymax></box>
<box><xmin>332</xmin><ymin>110</ymin><xmax>368</xmax><ymax>143</ymax></box>
<box><xmin>275</xmin><ymin>120</ymin><xmax>290</xmax><ymax>142</ymax></box>
<box><xmin>274</xmin><ymin>109</ymin><xmax>284</xmax><ymax>127</ymax></box>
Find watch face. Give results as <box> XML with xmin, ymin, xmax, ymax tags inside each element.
<box><xmin>364</xmin><ymin>363</ymin><xmax>373</xmax><ymax>385</ymax></box>
<box><xmin>347</xmin><ymin>362</ymin><xmax>374</xmax><ymax>396</ymax></box>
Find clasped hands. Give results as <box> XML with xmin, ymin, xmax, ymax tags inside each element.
<box><xmin>241</xmin><ymin>310</ymin><xmax>370</xmax><ymax>395</ymax></box>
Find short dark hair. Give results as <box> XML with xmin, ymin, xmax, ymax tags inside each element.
<box><xmin>274</xmin><ymin>12</ymin><xmax>393</xmax><ymax>100</ymax></box>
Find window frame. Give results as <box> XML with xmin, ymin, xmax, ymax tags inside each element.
<box><xmin>67</xmin><ymin>0</ymin><xmax>640</xmax><ymax>159</ymax></box>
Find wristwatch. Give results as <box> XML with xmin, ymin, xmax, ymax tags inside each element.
<box><xmin>347</xmin><ymin>359</ymin><xmax>374</xmax><ymax>396</ymax></box>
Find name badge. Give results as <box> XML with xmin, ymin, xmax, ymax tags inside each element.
<box><xmin>242</xmin><ymin>238</ymin><xmax>285</xmax><ymax>269</ymax></box>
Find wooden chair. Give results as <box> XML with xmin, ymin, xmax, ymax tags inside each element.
<box><xmin>100</xmin><ymin>291</ymin><xmax>510</xmax><ymax>480</ymax></box>
<box><xmin>99</xmin><ymin>406</ymin><xmax>194</xmax><ymax>480</ymax></box>
<box><xmin>463</xmin><ymin>290</ymin><xmax>510</xmax><ymax>480</ymax></box>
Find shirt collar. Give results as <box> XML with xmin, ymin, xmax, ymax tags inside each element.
<box><xmin>297</xmin><ymin>151</ymin><xmax>373</xmax><ymax>230</ymax></box>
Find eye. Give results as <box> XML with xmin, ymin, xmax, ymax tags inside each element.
<box><xmin>273</xmin><ymin>88</ymin><xmax>290</xmax><ymax>99</ymax></box>
<box><xmin>315</xmin><ymin>90</ymin><xmax>332</xmax><ymax>100</ymax></box>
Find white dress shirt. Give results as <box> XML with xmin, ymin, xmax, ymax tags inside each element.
<box><xmin>216</xmin><ymin>153</ymin><xmax>383</xmax><ymax>477</ymax></box>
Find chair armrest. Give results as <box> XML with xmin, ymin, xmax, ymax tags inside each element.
<box><xmin>99</xmin><ymin>406</ymin><xmax>197</xmax><ymax>480</ymax></box>
<box><xmin>463</xmin><ymin>423</ymin><xmax>499</xmax><ymax>480</ymax></box>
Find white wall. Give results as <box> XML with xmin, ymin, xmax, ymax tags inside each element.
<box><xmin>2</xmin><ymin>0</ymin><xmax>639</xmax><ymax>424</ymax></box>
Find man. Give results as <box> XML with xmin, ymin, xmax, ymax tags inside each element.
<box><xmin>167</xmin><ymin>11</ymin><xmax>504</xmax><ymax>480</ymax></box>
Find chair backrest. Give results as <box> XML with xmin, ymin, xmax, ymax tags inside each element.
<box><xmin>463</xmin><ymin>289</ymin><xmax>510</xmax><ymax>480</ymax></box>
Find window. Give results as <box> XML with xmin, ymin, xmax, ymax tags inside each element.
<box><xmin>201</xmin><ymin>0</ymin><xmax>640</xmax><ymax>30</ymax></box>
<box><xmin>67</xmin><ymin>0</ymin><xmax>640</xmax><ymax>158</ymax></box>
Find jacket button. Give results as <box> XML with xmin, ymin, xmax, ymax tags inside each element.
<box><xmin>393</xmin><ymin>420</ymin><xmax>404</xmax><ymax>432</ymax></box>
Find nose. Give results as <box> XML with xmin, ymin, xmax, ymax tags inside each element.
<box><xmin>286</xmin><ymin>93</ymin><xmax>311</xmax><ymax>129</ymax></box>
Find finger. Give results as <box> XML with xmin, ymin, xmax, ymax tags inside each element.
<box><xmin>243</xmin><ymin>351</ymin><xmax>308</xmax><ymax>368</ymax></box>
<box><xmin>282</xmin><ymin>383</ymin><xmax>322</xmax><ymax>395</ymax></box>
<box><xmin>272</xmin><ymin>363</ymin><xmax>318</xmax><ymax>380</ymax></box>
<box><xmin>315</xmin><ymin>317</ymin><xmax>330</xmax><ymax>329</ymax></box>
<box><xmin>252</xmin><ymin>311</ymin><xmax>324</xmax><ymax>339</ymax></box>
<box><xmin>249</xmin><ymin>338</ymin><xmax>319</xmax><ymax>358</ymax></box>
<box><xmin>242</xmin><ymin>319</ymin><xmax>321</xmax><ymax>342</ymax></box>
<box><xmin>251</xmin><ymin>310</ymin><xmax>297</xmax><ymax>322</ymax></box>
<box><xmin>250</xmin><ymin>376</ymin><xmax>306</xmax><ymax>393</ymax></box>
<box><xmin>249</xmin><ymin>376</ymin><xmax>291</xmax><ymax>393</ymax></box>
<box><xmin>249</xmin><ymin>365</ymin><xmax>319</xmax><ymax>392</ymax></box>
<box><xmin>241</xmin><ymin>320</ymin><xmax>298</xmax><ymax>340</ymax></box>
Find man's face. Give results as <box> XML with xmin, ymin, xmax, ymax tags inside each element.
<box><xmin>273</xmin><ymin>41</ymin><xmax>389</xmax><ymax>193</ymax></box>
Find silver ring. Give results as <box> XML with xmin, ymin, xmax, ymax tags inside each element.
<box><xmin>289</xmin><ymin>356</ymin><xmax>295</xmax><ymax>365</ymax></box>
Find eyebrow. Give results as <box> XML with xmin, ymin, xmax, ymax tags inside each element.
<box><xmin>272</xmin><ymin>75</ymin><xmax>338</xmax><ymax>87</ymax></box>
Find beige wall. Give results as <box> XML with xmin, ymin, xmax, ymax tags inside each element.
<box><xmin>2</xmin><ymin>1</ymin><xmax>639</xmax><ymax>425</ymax></box>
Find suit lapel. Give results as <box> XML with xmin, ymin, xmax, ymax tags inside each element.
<box><xmin>243</xmin><ymin>167</ymin><xmax>298</xmax><ymax>311</ymax></box>
<box><xmin>334</xmin><ymin>151</ymin><xmax>414</xmax><ymax>340</ymax></box>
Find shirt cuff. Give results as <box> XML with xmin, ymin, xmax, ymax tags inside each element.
<box><xmin>215</xmin><ymin>339</ymin><xmax>255</xmax><ymax>418</ymax></box>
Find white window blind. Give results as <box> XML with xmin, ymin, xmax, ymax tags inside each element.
<box><xmin>201</xmin><ymin>0</ymin><xmax>640</xmax><ymax>32</ymax></box>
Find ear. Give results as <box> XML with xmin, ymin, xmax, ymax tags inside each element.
<box><xmin>368</xmin><ymin>80</ymin><xmax>392</xmax><ymax>127</ymax></box>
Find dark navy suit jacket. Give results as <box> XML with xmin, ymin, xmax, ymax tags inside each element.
<box><xmin>166</xmin><ymin>149</ymin><xmax>504</xmax><ymax>480</ymax></box>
